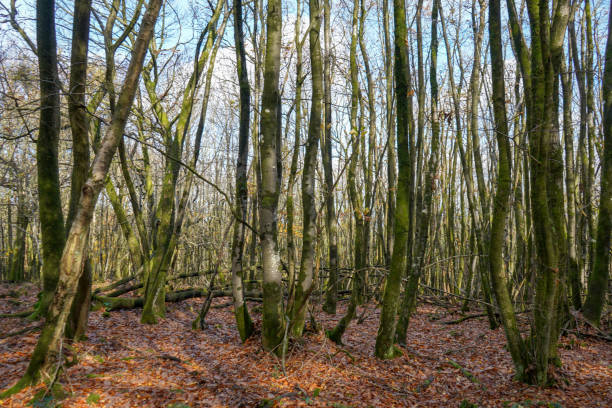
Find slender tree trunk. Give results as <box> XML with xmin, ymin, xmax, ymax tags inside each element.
<box><xmin>231</xmin><ymin>0</ymin><xmax>254</xmax><ymax>341</ymax></box>
<box><xmin>488</xmin><ymin>0</ymin><xmax>529</xmax><ymax>380</ymax></box>
<box><xmin>560</xmin><ymin>49</ymin><xmax>581</xmax><ymax>310</ymax></box>
<box><xmin>396</xmin><ymin>0</ymin><xmax>441</xmax><ymax>342</ymax></box>
<box><xmin>36</xmin><ymin>0</ymin><xmax>66</xmax><ymax>318</ymax></box>
<box><xmin>375</xmin><ymin>0</ymin><xmax>413</xmax><ymax>359</ymax></box>
<box><xmin>583</xmin><ymin>3</ymin><xmax>611</xmax><ymax>325</ymax></box>
<box><xmin>289</xmin><ymin>0</ymin><xmax>322</xmax><ymax>337</ymax></box>
<box><xmin>327</xmin><ymin>0</ymin><xmax>363</xmax><ymax>345</ymax></box>
<box><xmin>260</xmin><ymin>0</ymin><xmax>284</xmax><ymax>353</ymax></box>
<box><xmin>9</xmin><ymin>187</ymin><xmax>28</xmax><ymax>283</ymax></box>
<box><xmin>321</xmin><ymin>0</ymin><xmax>338</xmax><ymax>315</ymax></box>
<box><xmin>287</xmin><ymin>0</ymin><xmax>303</xmax><ymax>306</ymax></box>
<box><xmin>383</xmin><ymin>0</ymin><xmax>396</xmax><ymax>269</ymax></box>
<box><xmin>64</xmin><ymin>0</ymin><xmax>93</xmax><ymax>341</ymax></box>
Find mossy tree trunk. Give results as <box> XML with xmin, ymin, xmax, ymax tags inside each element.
<box><xmin>259</xmin><ymin>0</ymin><xmax>285</xmax><ymax>353</ymax></box>
<box><xmin>289</xmin><ymin>0</ymin><xmax>322</xmax><ymax>337</ymax></box>
<box><xmin>9</xmin><ymin>185</ymin><xmax>28</xmax><ymax>283</ymax></box>
<box><xmin>141</xmin><ymin>0</ymin><xmax>224</xmax><ymax>324</ymax></box>
<box><xmin>321</xmin><ymin>0</ymin><xmax>338</xmax><ymax>315</ymax></box>
<box><xmin>374</xmin><ymin>0</ymin><xmax>413</xmax><ymax>359</ymax></box>
<box><xmin>583</xmin><ymin>2</ymin><xmax>611</xmax><ymax>326</ymax></box>
<box><xmin>64</xmin><ymin>0</ymin><xmax>93</xmax><ymax>341</ymax></box>
<box><xmin>36</xmin><ymin>0</ymin><xmax>66</xmax><ymax>318</ymax></box>
<box><xmin>395</xmin><ymin>0</ymin><xmax>441</xmax><ymax>343</ymax></box>
<box><xmin>0</xmin><ymin>0</ymin><xmax>162</xmax><ymax>397</ymax></box>
<box><xmin>231</xmin><ymin>0</ymin><xmax>254</xmax><ymax>342</ymax></box>
<box><xmin>488</xmin><ymin>0</ymin><xmax>530</xmax><ymax>380</ymax></box>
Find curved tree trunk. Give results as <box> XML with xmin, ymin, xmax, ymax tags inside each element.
<box><xmin>0</xmin><ymin>0</ymin><xmax>162</xmax><ymax>396</ymax></box>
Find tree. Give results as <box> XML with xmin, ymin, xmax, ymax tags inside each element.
<box><xmin>231</xmin><ymin>0</ymin><xmax>255</xmax><ymax>341</ymax></box>
<box><xmin>374</xmin><ymin>0</ymin><xmax>414</xmax><ymax>359</ymax></box>
<box><xmin>259</xmin><ymin>0</ymin><xmax>284</xmax><ymax>353</ymax></box>
<box><xmin>289</xmin><ymin>0</ymin><xmax>323</xmax><ymax>337</ymax></box>
<box><xmin>583</xmin><ymin>0</ymin><xmax>611</xmax><ymax>326</ymax></box>
<box><xmin>1</xmin><ymin>0</ymin><xmax>163</xmax><ymax>395</ymax></box>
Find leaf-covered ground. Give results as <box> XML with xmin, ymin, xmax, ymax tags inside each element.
<box><xmin>1</xmin><ymin>282</ymin><xmax>611</xmax><ymax>407</ymax></box>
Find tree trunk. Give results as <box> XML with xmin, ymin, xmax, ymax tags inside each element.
<box><xmin>583</xmin><ymin>2</ymin><xmax>611</xmax><ymax>326</ymax></box>
<box><xmin>321</xmin><ymin>0</ymin><xmax>338</xmax><ymax>315</ymax></box>
<box><xmin>488</xmin><ymin>0</ymin><xmax>529</xmax><ymax>380</ymax></box>
<box><xmin>259</xmin><ymin>0</ymin><xmax>284</xmax><ymax>354</ymax></box>
<box><xmin>289</xmin><ymin>0</ymin><xmax>322</xmax><ymax>337</ymax></box>
<box><xmin>36</xmin><ymin>0</ymin><xmax>66</xmax><ymax>318</ymax></box>
<box><xmin>64</xmin><ymin>0</ymin><xmax>93</xmax><ymax>341</ymax></box>
<box><xmin>231</xmin><ymin>0</ymin><xmax>254</xmax><ymax>341</ymax></box>
<box><xmin>375</xmin><ymin>0</ymin><xmax>413</xmax><ymax>359</ymax></box>
<box><xmin>396</xmin><ymin>0</ymin><xmax>441</xmax><ymax>342</ymax></box>
<box><xmin>0</xmin><ymin>0</ymin><xmax>162</xmax><ymax>396</ymax></box>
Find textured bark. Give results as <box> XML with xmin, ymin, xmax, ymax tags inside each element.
<box><xmin>583</xmin><ymin>3</ymin><xmax>611</xmax><ymax>326</ymax></box>
<box><xmin>290</xmin><ymin>0</ymin><xmax>322</xmax><ymax>337</ymax></box>
<box><xmin>488</xmin><ymin>0</ymin><xmax>529</xmax><ymax>379</ymax></box>
<box><xmin>375</xmin><ymin>0</ymin><xmax>412</xmax><ymax>359</ymax></box>
<box><xmin>231</xmin><ymin>0</ymin><xmax>254</xmax><ymax>342</ymax></box>
<box><xmin>321</xmin><ymin>0</ymin><xmax>338</xmax><ymax>315</ymax></box>
<box><xmin>36</xmin><ymin>0</ymin><xmax>66</xmax><ymax>318</ymax></box>
<box><xmin>396</xmin><ymin>0</ymin><xmax>441</xmax><ymax>342</ymax></box>
<box><xmin>64</xmin><ymin>0</ymin><xmax>93</xmax><ymax>341</ymax></box>
<box><xmin>259</xmin><ymin>0</ymin><xmax>284</xmax><ymax>353</ymax></box>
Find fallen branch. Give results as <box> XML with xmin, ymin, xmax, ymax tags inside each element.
<box><xmin>103</xmin><ymin>270</ymin><xmax>221</xmax><ymax>298</ymax></box>
<box><xmin>0</xmin><ymin>323</ymin><xmax>42</xmax><ymax>340</ymax></box>
<box><xmin>94</xmin><ymin>276</ymin><xmax>137</xmax><ymax>294</ymax></box>
<box><xmin>0</xmin><ymin>310</ymin><xmax>33</xmax><ymax>318</ymax></box>
<box><xmin>95</xmin><ymin>289</ymin><xmax>261</xmax><ymax>311</ymax></box>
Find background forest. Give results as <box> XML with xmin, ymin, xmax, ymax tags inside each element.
<box><xmin>0</xmin><ymin>0</ymin><xmax>610</xmax><ymax>405</ymax></box>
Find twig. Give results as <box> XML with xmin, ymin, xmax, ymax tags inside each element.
<box><xmin>0</xmin><ymin>323</ymin><xmax>42</xmax><ymax>340</ymax></box>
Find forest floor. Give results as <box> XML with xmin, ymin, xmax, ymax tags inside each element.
<box><xmin>0</xmin><ymin>282</ymin><xmax>611</xmax><ymax>407</ymax></box>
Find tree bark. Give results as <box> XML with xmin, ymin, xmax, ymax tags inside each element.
<box><xmin>583</xmin><ymin>1</ymin><xmax>611</xmax><ymax>326</ymax></box>
<box><xmin>259</xmin><ymin>0</ymin><xmax>284</xmax><ymax>354</ymax></box>
<box><xmin>231</xmin><ymin>0</ymin><xmax>254</xmax><ymax>342</ymax></box>
<box><xmin>375</xmin><ymin>0</ymin><xmax>413</xmax><ymax>359</ymax></box>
